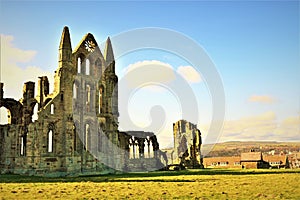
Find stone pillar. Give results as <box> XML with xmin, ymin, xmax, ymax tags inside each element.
<box><xmin>22</xmin><ymin>82</ymin><xmax>35</xmax><ymax>125</ymax></box>
<box><xmin>151</xmin><ymin>136</ymin><xmax>159</xmax><ymax>159</ymax></box>
<box><xmin>23</xmin><ymin>82</ymin><xmax>35</xmax><ymax>101</ymax></box>
<box><xmin>37</xmin><ymin>76</ymin><xmax>49</xmax><ymax>109</ymax></box>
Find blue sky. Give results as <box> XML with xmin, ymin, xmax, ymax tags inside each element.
<box><xmin>0</xmin><ymin>1</ymin><xmax>299</xmax><ymax>146</ymax></box>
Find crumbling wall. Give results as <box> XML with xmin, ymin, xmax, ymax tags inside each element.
<box><xmin>172</xmin><ymin>120</ymin><xmax>203</xmax><ymax>168</ymax></box>
<box><xmin>0</xmin><ymin>27</ymin><xmax>121</xmax><ymax>176</ymax></box>
<box><xmin>119</xmin><ymin>131</ymin><xmax>164</xmax><ymax>172</ymax></box>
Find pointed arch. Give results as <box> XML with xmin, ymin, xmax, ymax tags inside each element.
<box><xmin>129</xmin><ymin>137</ymin><xmax>134</xmax><ymax>159</ymax></box>
<box><xmin>32</xmin><ymin>103</ymin><xmax>38</xmax><ymax>122</ymax></box>
<box><xmin>48</xmin><ymin>130</ymin><xmax>53</xmax><ymax>152</ymax></box>
<box><xmin>95</xmin><ymin>58</ymin><xmax>101</xmax><ymax>76</ymax></box>
<box><xmin>0</xmin><ymin>99</ymin><xmax>23</xmax><ymax>124</ymax></box>
<box><xmin>50</xmin><ymin>103</ymin><xmax>54</xmax><ymax>114</ymax></box>
<box><xmin>77</xmin><ymin>57</ymin><xmax>81</xmax><ymax>74</ymax></box>
<box><xmin>86</xmin><ymin>59</ymin><xmax>90</xmax><ymax>75</ymax></box>
<box><xmin>149</xmin><ymin>140</ymin><xmax>154</xmax><ymax>158</ymax></box>
<box><xmin>73</xmin><ymin>82</ymin><xmax>78</xmax><ymax>99</ymax></box>
<box><xmin>0</xmin><ymin>107</ymin><xmax>10</xmax><ymax>125</ymax></box>
<box><xmin>86</xmin><ymin>84</ymin><xmax>91</xmax><ymax>112</ymax></box>
<box><xmin>84</xmin><ymin>123</ymin><xmax>90</xmax><ymax>151</ymax></box>
<box><xmin>48</xmin><ymin>123</ymin><xmax>55</xmax><ymax>153</ymax></box>
<box><xmin>20</xmin><ymin>136</ymin><xmax>25</xmax><ymax>155</ymax></box>
<box><xmin>77</xmin><ymin>54</ymin><xmax>85</xmax><ymax>74</ymax></box>
<box><xmin>99</xmin><ymin>85</ymin><xmax>104</xmax><ymax>114</ymax></box>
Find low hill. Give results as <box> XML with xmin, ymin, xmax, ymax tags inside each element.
<box><xmin>202</xmin><ymin>141</ymin><xmax>300</xmax><ymax>157</ymax></box>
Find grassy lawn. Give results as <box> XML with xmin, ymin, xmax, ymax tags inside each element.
<box><xmin>0</xmin><ymin>169</ymin><xmax>299</xmax><ymax>199</ymax></box>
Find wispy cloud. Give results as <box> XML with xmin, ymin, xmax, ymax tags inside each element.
<box><xmin>0</xmin><ymin>34</ymin><xmax>54</xmax><ymax>99</ymax></box>
<box><xmin>1</xmin><ymin>35</ymin><xmax>36</xmax><ymax>64</ymax></box>
<box><xmin>214</xmin><ymin>111</ymin><xmax>300</xmax><ymax>142</ymax></box>
<box><xmin>248</xmin><ymin>95</ymin><xmax>275</xmax><ymax>104</ymax></box>
<box><xmin>177</xmin><ymin>66</ymin><xmax>202</xmax><ymax>83</ymax></box>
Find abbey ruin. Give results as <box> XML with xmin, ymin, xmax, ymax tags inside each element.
<box><xmin>0</xmin><ymin>27</ymin><xmax>203</xmax><ymax>176</ymax></box>
<box><xmin>166</xmin><ymin>120</ymin><xmax>204</xmax><ymax>169</ymax></box>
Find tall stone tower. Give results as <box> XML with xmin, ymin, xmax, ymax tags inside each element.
<box><xmin>71</xmin><ymin>27</ymin><xmax>120</xmax><ymax>170</ymax></box>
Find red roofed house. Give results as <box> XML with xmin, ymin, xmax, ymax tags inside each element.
<box><xmin>240</xmin><ymin>151</ymin><xmax>269</xmax><ymax>169</ymax></box>
<box><xmin>203</xmin><ymin>156</ymin><xmax>241</xmax><ymax>168</ymax></box>
<box><xmin>263</xmin><ymin>154</ymin><xmax>289</xmax><ymax>169</ymax></box>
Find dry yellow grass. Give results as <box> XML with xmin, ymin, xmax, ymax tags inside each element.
<box><xmin>0</xmin><ymin>169</ymin><xmax>299</xmax><ymax>199</ymax></box>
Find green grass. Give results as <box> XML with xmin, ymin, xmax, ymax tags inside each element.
<box><xmin>0</xmin><ymin>169</ymin><xmax>299</xmax><ymax>199</ymax></box>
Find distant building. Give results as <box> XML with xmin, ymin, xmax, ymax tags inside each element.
<box><xmin>263</xmin><ymin>154</ymin><xmax>289</xmax><ymax>169</ymax></box>
<box><xmin>203</xmin><ymin>156</ymin><xmax>241</xmax><ymax>168</ymax></box>
<box><xmin>240</xmin><ymin>151</ymin><xmax>269</xmax><ymax>169</ymax></box>
<box><xmin>287</xmin><ymin>152</ymin><xmax>300</xmax><ymax>169</ymax></box>
<box><xmin>204</xmin><ymin>151</ymin><xmax>290</xmax><ymax>169</ymax></box>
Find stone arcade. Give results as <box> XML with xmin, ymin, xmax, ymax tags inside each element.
<box><xmin>0</xmin><ymin>27</ymin><xmax>163</xmax><ymax>176</ymax></box>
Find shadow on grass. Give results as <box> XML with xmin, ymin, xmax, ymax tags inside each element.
<box><xmin>0</xmin><ymin>169</ymin><xmax>299</xmax><ymax>183</ymax></box>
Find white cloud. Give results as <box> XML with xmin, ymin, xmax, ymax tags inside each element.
<box><xmin>177</xmin><ymin>66</ymin><xmax>202</xmax><ymax>83</ymax></box>
<box><xmin>124</xmin><ymin>60</ymin><xmax>173</xmax><ymax>73</ymax></box>
<box><xmin>0</xmin><ymin>34</ymin><xmax>54</xmax><ymax>100</ymax></box>
<box><xmin>216</xmin><ymin>111</ymin><xmax>300</xmax><ymax>142</ymax></box>
<box><xmin>248</xmin><ymin>95</ymin><xmax>275</xmax><ymax>104</ymax></box>
<box><xmin>122</xmin><ymin>60</ymin><xmax>176</xmax><ymax>90</ymax></box>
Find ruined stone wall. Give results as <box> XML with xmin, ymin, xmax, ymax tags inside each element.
<box><xmin>172</xmin><ymin>120</ymin><xmax>203</xmax><ymax>168</ymax></box>
<box><xmin>0</xmin><ymin>125</ymin><xmax>19</xmax><ymax>173</ymax></box>
<box><xmin>118</xmin><ymin>131</ymin><xmax>164</xmax><ymax>172</ymax></box>
<box><xmin>0</xmin><ymin>27</ymin><xmax>121</xmax><ymax>176</ymax></box>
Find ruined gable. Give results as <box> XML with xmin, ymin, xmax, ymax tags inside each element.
<box><xmin>0</xmin><ymin>26</ymin><xmax>120</xmax><ymax>176</ymax></box>
<box><xmin>0</xmin><ymin>26</ymin><xmax>165</xmax><ymax>176</ymax></box>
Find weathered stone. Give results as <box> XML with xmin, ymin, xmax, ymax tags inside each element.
<box><xmin>0</xmin><ymin>26</ymin><xmax>167</xmax><ymax>176</ymax></box>
<box><xmin>170</xmin><ymin>120</ymin><xmax>204</xmax><ymax>168</ymax></box>
<box><xmin>0</xmin><ymin>27</ymin><xmax>121</xmax><ymax>176</ymax></box>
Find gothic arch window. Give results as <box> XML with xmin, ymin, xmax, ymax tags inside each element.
<box><xmin>50</xmin><ymin>103</ymin><xmax>54</xmax><ymax>114</ymax></box>
<box><xmin>73</xmin><ymin>83</ymin><xmax>78</xmax><ymax>99</ymax></box>
<box><xmin>129</xmin><ymin>138</ymin><xmax>134</xmax><ymax>159</ymax></box>
<box><xmin>48</xmin><ymin>129</ymin><xmax>53</xmax><ymax>152</ymax></box>
<box><xmin>0</xmin><ymin>107</ymin><xmax>11</xmax><ymax>125</ymax></box>
<box><xmin>20</xmin><ymin>136</ymin><xmax>25</xmax><ymax>156</ymax></box>
<box><xmin>86</xmin><ymin>59</ymin><xmax>90</xmax><ymax>75</ymax></box>
<box><xmin>85</xmin><ymin>124</ymin><xmax>90</xmax><ymax>151</ymax></box>
<box><xmin>77</xmin><ymin>57</ymin><xmax>81</xmax><ymax>74</ymax></box>
<box><xmin>149</xmin><ymin>137</ymin><xmax>154</xmax><ymax>158</ymax></box>
<box><xmin>99</xmin><ymin>86</ymin><xmax>104</xmax><ymax>114</ymax></box>
<box><xmin>95</xmin><ymin>58</ymin><xmax>101</xmax><ymax>75</ymax></box>
<box><xmin>47</xmin><ymin>124</ymin><xmax>55</xmax><ymax>153</ymax></box>
<box><xmin>134</xmin><ymin>139</ymin><xmax>139</xmax><ymax>159</ymax></box>
<box><xmin>86</xmin><ymin>84</ymin><xmax>91</xmax><ymax>112</ymax></box>
<box><xmin>32</xmin><ymin>103</ymin><xmax>38</xmax><ymax>122</ymax></box>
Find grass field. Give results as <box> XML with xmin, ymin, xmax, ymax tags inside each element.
<box><xmin>0</xmin><ymin>169</ymin><xmax>299</xmax><ymax>199</ymax></box>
